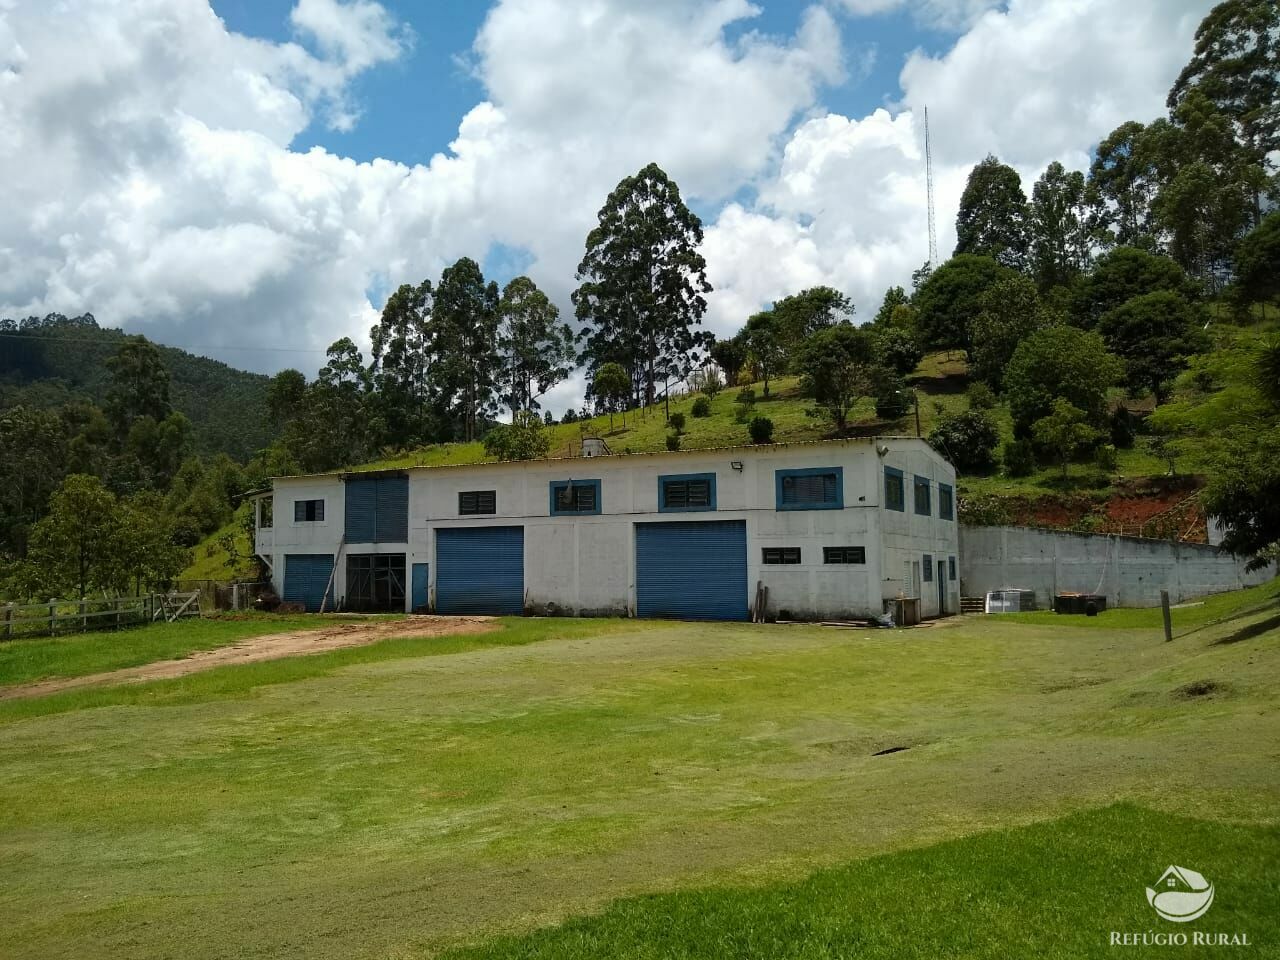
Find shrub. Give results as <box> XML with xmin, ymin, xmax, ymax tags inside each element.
<box><xmin>667</xmin><ymin>411</ymin><xmax>686</xmax><ymax>433</ymax></box>
<box><xmin>701</xmin><ymin>368</ymin><xmax>724</xmax><ymax>397</ymax></box>
<box><xmin>1109</xmin><ymin>406</ymin><xmax>1137</xmax><ymax>449</ymax></box>
<box><xmin>735</xmin><ymin>387</ymin><xmax>756</xmax><ymax>406</ymax></box>
<box><xmin>691</xmin><ymin>396</ymin><xmax>712</xmax><ymax>418</ymax></box>
<box><xmin>874</xmin><ymin>327</ymin><xmax>925</xmax><ymax>375</ymax></box>
<box><xmin>966</xmin><ymin>382</ymin><xmax>996</xmax><ymax>410</ymax></box>
<box><xmin>1094</xmin><ymin>443</ymin><xmax>1118</xmax><ymax>472</ymax></box>
<box><xmin>927</xmin><ymin>409</ymin><xmax>1000</xmax><ymax>474</ymax></box>
<box><xmin>665</xmin><ymin>433</ymin><xmax>681</xmax><ymax>451</ymax></box>
<box><xmin>1002</xmin><ymin>438</ymin><xmax>1036</xmax><ymax>477</ymax></box>
<box><xmin>872</xmin><ymin>370</ymin><xmax>910</xmax><ymax>419</ymax></box>
<box><xmin>748</xmin><ymin>416</ymin><xmax>774</xmax><ymax>444</ymax></box>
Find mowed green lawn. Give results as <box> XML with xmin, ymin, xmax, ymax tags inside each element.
<box><xmin>1</xmin><ymin>591</ymin><xmax>1278</xmax><ymax>959</ymax></box>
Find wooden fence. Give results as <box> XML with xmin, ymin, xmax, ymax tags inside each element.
<box><xmin>1</xmin><ymin>592</ymin><xmax>201</xmax><ymax>641</ymax></box>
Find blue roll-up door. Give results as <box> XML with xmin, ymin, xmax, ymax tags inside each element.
<box><xmin>636</xmin><ymin>520</ymin><xmax>748</xmax><ymax>621</ymax></box>
<box><xmin>283</xmin><ymin>554</ymin><xmax>335</xmax><ymax>612</ymax></box>
<box><xmin>436</xmin><ymin>526</ymin><xmax>524</xmax><ymax>615</ymax></box>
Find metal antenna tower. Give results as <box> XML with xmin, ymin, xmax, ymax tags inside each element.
<box><xmin>924</xmin><ymin>105</ymin><xmax>937</xmax><ymax>266</ymax></box>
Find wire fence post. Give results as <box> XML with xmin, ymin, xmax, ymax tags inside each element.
<box><xmin>1161</xmin><ymin>590</ymin><xmax>1173</xmax><ymax>642</ymax></box>
<box><xmin>48</xmin><ymin>598</ymin><xmax>57</xmax><ymax>636</ymax></box>
<box><xmin>3</xmin><ymin>603</ymin><xmax>12</xmax><ymax>641</ymax></box>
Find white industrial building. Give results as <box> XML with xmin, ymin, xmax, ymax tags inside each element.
<box><xmin>253</xmin><ymin>437</ymin><xmax>959</xmax><ymax>622</ymax></box>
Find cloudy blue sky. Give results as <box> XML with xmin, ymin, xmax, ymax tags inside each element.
<box><xmin>0</xmin><ymin>0</ymin><xmax>1211</xmax><ymax>413</ymax></box>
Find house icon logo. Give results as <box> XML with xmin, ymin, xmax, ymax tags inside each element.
<box><xmin>1146</xmin><ymin>865</ymin><xmax>1215</xmax><ymax>922</ymax></box>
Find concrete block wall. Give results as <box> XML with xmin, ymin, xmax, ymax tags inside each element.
<box><xmin>959</xmin><ymin>525</ymin><xmax>1276</xmax><ymax>608</ymax></box>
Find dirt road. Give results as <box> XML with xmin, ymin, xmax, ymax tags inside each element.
<box><xmin>0</xmin><ymin>616</ymin><xmax>497</xmax><ymax>701</ymax></box>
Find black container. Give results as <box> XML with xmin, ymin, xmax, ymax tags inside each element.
<box><xmin>1055</xmin><ymin>594</ymin><xmax>1107</xmax><ymax>616</ymax></box>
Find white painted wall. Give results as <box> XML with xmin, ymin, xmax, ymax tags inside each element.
<box><xmin>262</xmin><ymin>438</ymin><xmax>959</xmax><ymax>620</ymax></box>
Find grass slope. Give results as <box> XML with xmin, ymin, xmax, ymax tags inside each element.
<box><xmin>443</xmin><ymin>804</ymin><xmax>1277</xmax><ymax>960</ymax></box>
<box><xmin>0</xmin><ymin>585</ymin><xmax>1277</xmax><ymax>959</ymax></box>
<box><xmin>179</xmin><ymin>503</ymin><xmax>256</xmax><ymax>581</ymax></box>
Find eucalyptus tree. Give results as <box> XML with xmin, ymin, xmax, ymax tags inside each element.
<box><xmin>496</xmin><ymin>276</ymin><xmax>575</xmax><ymax>416</ymax></box>
<box><xmin>573</xmin><ymin>163</ymin><xmax>713</xmax><ymax>407</ymax></box>
<box><xmin>1028</xmin><ymin>161</ymin><xmax>1093</xmax><ymax>290</ymax></box>
<box><xmin>433</xmin><ymin>257</ymin><xmax>501</xmax><ymax>442</ymax></box>
<box><xmin>954</xmin><ymin>155</ymin><xmax>1030</xmax><ymax>270</ymax></box>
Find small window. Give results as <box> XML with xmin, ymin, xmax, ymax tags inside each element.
<box><xmin>459</xmin><ymin>490</ymin><xmax>496</xmax><ymax>515</ymax></box>
<box><xmin>939</xmin><ymin>483</ymin><xmax>954</xmax><ymax>521</ymax></box>
<box><xmin>762</xmin><ymin>547</ymin><xmax>801</xmax><ymax>565</ymax></box>
<box><xmin>550</xmin><ymin>479</ymin><xmax>601</xmax><ymax>515</ymax></box>
<box><xmin>776</xmin><ymin>468</ymin><xmax>843</xmax><ymax>510</ymax></box>
<box><xmin>949</xmin><ymin>556</ymin><xmax>957</xmax><ymax>581</ymax></box>
<box><xmin>914</xmin><ymin>476</ymin><xmax>931</xmax><ymax>516</ymax></box>
<box><xmin>823</xmin><ymin>546</ymin><xmax>866</xmax><ymax>564</ymax></box>
<box><xmin>660</xmin><ymin>473</ymin><xmax>716</xmax><ymax>512</ymax></box>
<box><xmin>294</xmin><ymin>499</ymin><xmax>324</xmax><ymax>522</ymax></box>
<box><xmin>884</xmin><ymin>467</ymin><xmax>905</xmax><ymax>512</ymax></box>
<box><xmin>923</xmin><ymin>553</ymin><xmax>934</xmax><ymax>581</ymax></box>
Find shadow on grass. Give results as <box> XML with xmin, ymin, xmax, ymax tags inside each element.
<box><xmin>1211</xmin><ymin>611</ymin><xmax>1280</xmax><ymax>646</ymax></box>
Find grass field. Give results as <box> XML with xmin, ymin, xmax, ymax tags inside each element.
<box><xmin>1</xmin><ymin>587</ymin><xmax>1277</xmax><ymax>959</ymax></box>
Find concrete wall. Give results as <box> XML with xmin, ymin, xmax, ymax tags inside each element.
<box><xmin>959</xmin><ymin>525</ymin><xmax>1276</xmax><ymax>608</ymax></box>
<box><xmin>261</xmin><ymin>437</ymin><xmax>958</xmax><ymax>620</ymax></box>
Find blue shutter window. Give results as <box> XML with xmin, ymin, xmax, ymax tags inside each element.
<box><xmin>345</xmin><ymin>474</ymin><xmax>408</xmax><ymax>542</ymax></box>
<box><xmin>939</xmin><ymin>483</ymin><xmax>954</xmax><ymax>521</ymax></box>
<box><xmin>884</xmin><ymin>467</ymin><xmax>905</xmax><ymax>512</ymax></box>
<box><xmin>923</xmin><ymin>554</ymin><xmax>934</xmax><ymax>581</ymax></box>
<box><xmin>294</xmin><ymin>499</ymin><xmax>324</xmax><ymax>522</ymax></box>
<box><xmin>775</xmin><ymin>467</ymin><xmax>843</xmax><ymax>511</ymax></box>
<box><xmin>914</xmin><ymin>476</ymin><xmax>932</xmax><ymax>516</ymax></box>
<box><xmin>659</xmin><ymin>473</ymin><xmax>716</xmax><ymax>512</ymax></box>
<box><xmin>549</xmin><ymin>479</ymin><xmax>601</xmax><ymax>516</ymax></box>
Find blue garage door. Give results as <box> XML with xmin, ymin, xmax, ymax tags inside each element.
<box><xmin>283</xmin><ymin>554</ymin><xmax>334</xmax><ymax>612</ymax></box>
<box><xmin>636</xmin><ymin>520</ymin><xmax>748</xmax><ymax>621</ymax></box>
<box><xmin>436</xmin><ymin>526</ymin><xmax>524</xmax><ymax>615</ymax></box>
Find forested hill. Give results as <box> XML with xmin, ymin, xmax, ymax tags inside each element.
<box><xmin>0</xmin><ymin>313</ymin><xmax>273</xmax><ymax>461</ymax></box>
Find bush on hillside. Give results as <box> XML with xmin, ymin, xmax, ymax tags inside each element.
<box><xmin>927</xmin><ymin>409</ymin><xmax>1000</xmax><ymax>474</ymax></box>
<box><xmin>665</xmin><ymin>433</ymin><xmax>681</xmax><ymax>451</ymax></box>
<box><xmin>1002</xmin><ymin>438</ymin><xmax>1036</xmax><ymax>477</ymax></box>
<box><xmin>748</xmin><ymin>416</ymin><xmax>774</xmax><ymax>444</ymax></box>
<box><xmin>668</xmin><ymin>411</ymin><xmax>686</xmax><ymax>433</ymax></box>
<box><xmin>691</xmin><ymin>396</ymin><xmax>712</xmax><ymax>418</ymax></box>
<box><xmin>966</xmin><ymin>382</ymin><xmax>996</xmax><ymax>411</ymax></box>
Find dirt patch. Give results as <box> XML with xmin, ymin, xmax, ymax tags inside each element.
<box><xmin>1173</xmin><ymin>679</ymin><xmax>1226</xmax><ymax>700</ymax></box>
<box><xmin>0</xmin><ymin>616</ymin><xmax>497</xmax><ymax>701</ymax></box>
<box><xmin>1040</xmin><ymin>676</ymin><xmax>1110</xmax><ymax>694</ymax></box>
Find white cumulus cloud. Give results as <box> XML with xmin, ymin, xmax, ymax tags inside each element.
<box><xmin>0</xmin><ymin>0</ymin><xmax>1217</xmax><ymax>416</ymax></box>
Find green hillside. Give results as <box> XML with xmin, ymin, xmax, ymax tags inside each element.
<box><xmin>0</xmin><ymin>314</ymin><xmax>273</xmax><ymax>461</ymax></box>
